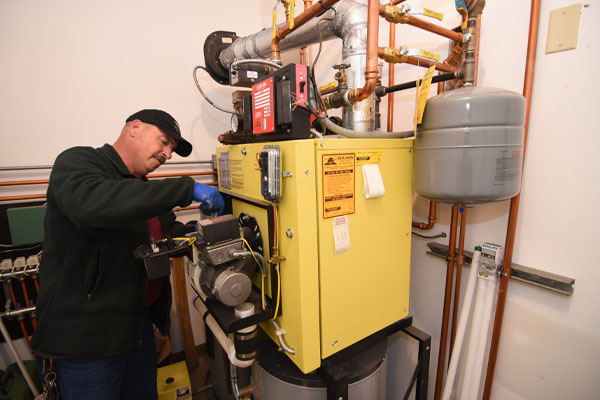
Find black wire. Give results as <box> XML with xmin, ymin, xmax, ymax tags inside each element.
<box><xmin>310</xmin><ymin>7</ymin><xmax>337</xmax><ymax>114</ymax></box>
<box><xmin>384</xmin><ymin>72</ymin><xmax>458</xmax><ymax>94</ymax></box>
<box><xmin>412</xmin><ymin>231</ymin><xmax>447</xmax><ymax>239</ymax></box>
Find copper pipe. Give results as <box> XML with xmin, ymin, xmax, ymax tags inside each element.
<box><xmin>379</xmin><ymin>5</ymin><xmax>463</xmax><ymax>42</ymax></box>
<box><xmin>299</xmin><ymin>0</ymin><xmax>313</xmax><ymax>64</ymax></box>
<box><xmin>0</xmin><ymin>171</ymin><xmax>216</xmax><ymax>188</ymax></box>
<box><xmin>377</xmin><ymin>48</ymin><xmax>458</xmax><ymax>73</ymax></box>
<box><xmin>34</xmin><ymin>279</ymin><xmax>39</xmax><ymax>292</ymax></box>
<box><xmin>387</xmin><ymin>21</ymin><xmax>396</xmax><ymax>132</ymax></box>
<box><xmin>0</xmin><ymin>180</ymin><xmax>49</xmax><ymax>187</ymax></box>
<box><xmin>389</xmin><ymin>0</ymin><xmax>407</xmax><ymax>5</ymax></box>
<box><xmin>19</xmin><ymin>319</ymin><xmax>34</xmax><ymax>355</ymax></box>
<box><xmin>449</xmin><ymin>208</ymin><xmax>467</xmax><ymax>357</ymax></box>
<box><xmin>347</xmin><ymin>0</ymin><xmax>380</xmax><ymax>103</ymax></box>
<box><xmin>7</xmin><ymin>283</ymin><xmax>34</xmax><ymax>354</ymax></box>
<box><xmin>405</xmin><ymin>15</ymin><xmax>463</xmax><ymax>42</ymax></box>
<box><xmin>173</xmin><ymin>205</ymin><xmax>201</xmax><ymax>213</ymax></box>
<box><xmin>319</xmin><ymin>86</ymin><xmax>338</xmax><ymax>95</ymax></box>
<box><xmin>148</xmin><ymin>171</ymin><xmax>216</xmax><ymax>179</ymax></box>
<box><xmin>434</xmin><ymin>205</ymin><xmax>459</xmax><ymax>400</ymax></box>
<box><xmin>271</xmin><ymin>0</ymin><xmax>341</xmax><ymax>60</ymax></box>
<box><xmin>19</xmin><ymin>280</ymin><xmax>36</xmax><ymax>329</ymax></box>
<box><xmin>405</xmin><ymin>55</ymin><xmax>457</xmax><ymax>72</ymax></box>
<box><xmin>482</xmin><ymin>0</ymin><xmax>540</xmax><ymax>398</ymax></box>
<box><xmin>474</xmin><ymin>14</ymin><xmax>482</xmax><ymax>86</ymax></box>
<box><xmin>0</xmin><ymin>194</ymin><xmax>46</xmax><ymax>202</ymax></box>
<box><xmin>412</xmin><ymin>201</ymin><xmax>437</xmax><ymax>229</ymax></box>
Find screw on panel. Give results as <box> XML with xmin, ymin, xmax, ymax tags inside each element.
<box><xmin>241</xmin><ymin>147</ymin><xmax>247</xmax><ymax>155</ymax></box>
<box><xmin>286</xmin><ymin>229</ymin><xmax>293</xmax><ymax>238</ymax></box>
<box><xmin>283</xmin><ymin>171</ymin><xmax>293</xmax><ymax>177</ymax></box>
<box><xmin>305</xmin><ymin>169</ymin><xmax>310</xmax><ymax>174</ymax></box>
<box><xmin>332</xmin><ymin>340</ymin><xmax>338</xmax><ymax>347</ymax></box>
<box><xmin>320</xmin><ymin>141</ymin><xmax>324</xmax><ymax>147</ymax></box>
<box><xmin>408</xmin><ymin>147</ymin><xmax>413</xmax><ymax>152</ymax></box>
<box><xmin>406</xmin><ymin>232</ymin><xmax>410</xmax><ymax>236</ymax></box>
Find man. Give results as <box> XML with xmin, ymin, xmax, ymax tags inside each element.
<box><xmin>31</xmin><ymin>109</ymin><xmax>223</xmax><ymax>399</ymax></box>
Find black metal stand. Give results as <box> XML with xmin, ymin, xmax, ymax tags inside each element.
<box><xmin>317</xmin><ymin>317</ymin><xmax>431</xmax><ymax>400</ymax></box>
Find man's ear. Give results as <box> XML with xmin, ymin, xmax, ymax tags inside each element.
<box><xmin>128</xmin><ymin>120</ymin><xmax>142</xmax><ymax>137</ymax></box>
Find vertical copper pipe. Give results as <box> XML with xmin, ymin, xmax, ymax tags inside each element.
<box><xmin>387</xmin><ymin>22</ymin><xmax>395</xmax><ymax>131</ymax></box>
<box><xmin>19</xmin><ymin>281</ymin><xmax>36</xmax><ymax>329</ymax></box>
<box><xmin>347</xmin><ymin>0</ymin><xmax>380</xmax><ymax>103</ymax></box>
<box><xmin>434</xmin><ymin>205</ymin><xmax>459</xmax><ymax>400</ymax></box>
<box><xmin>482</xmin><ymin>0</ymin><xmax>540</xmax><ymax>398</ymax></box>
<box><xmin>412</xmin><ymin>201</ymin><xmax>437</xmax><ymax>230</ymax></box>
<box><xmin>449</xmin><ymin>208</ymin><xmax>467</xmax><ymax>356</ymax></box>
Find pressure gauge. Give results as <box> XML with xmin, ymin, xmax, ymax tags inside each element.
<box><xmin>231</xmin><ymin>114</ymin><xmax>239</xmax><ymax>132</ymax></box>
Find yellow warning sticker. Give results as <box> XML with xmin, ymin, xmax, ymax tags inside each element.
<box><xmin>322</xmin><ymin>153</ymin><xmax>355</xmax><ymax>219</ymax></box>
<box><xmin>356</xmin><ymin>151</ymin><xmax>383</xmax><ymax>166</ymax></box>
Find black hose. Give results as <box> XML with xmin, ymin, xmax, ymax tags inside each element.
<box><xmin>383</xmin><ymin>71</ymin><xmax>458</xmax><ymax>95</ymax></box>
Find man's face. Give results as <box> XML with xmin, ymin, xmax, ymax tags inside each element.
<box><xmin>129</xmin><ymin>121</ymin><xmax>178</xmax><ymax>177</ymax></box>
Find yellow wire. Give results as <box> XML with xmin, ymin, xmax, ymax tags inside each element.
<box><xmin>240</xmin><ymin>237</ymin><xmax>266</xmax><ymax>310</ymax></box>
<box><xmin>173</xmin><ymin>237</ymin><xmax>197</xmax><ymax>246</ymax></box>
<box><xmin>271</xmin><ymin>264</ymin><xmax>281</xmax><ymax>320</ymax></box>
<box><xmin>271</xmin><ymin>204</ymin><xmax>281</xmax><ymax>320</ymax></box>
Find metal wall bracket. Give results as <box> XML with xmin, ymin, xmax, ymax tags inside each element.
<box><xmin>426</xmin><ymin>242</ymin><xmax>575</xmax><ymax>296</ymax></box>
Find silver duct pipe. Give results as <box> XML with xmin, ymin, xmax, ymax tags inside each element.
<box><xmin>218</xmin><ymin>0</ymin><xmax>373</xmax><ymax>131</ymax></box>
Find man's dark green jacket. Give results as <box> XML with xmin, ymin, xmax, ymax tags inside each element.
<box><xmin>32</xmin><ymin>144</ymin><xmax>195</xmax><ymax>358</ymax></box>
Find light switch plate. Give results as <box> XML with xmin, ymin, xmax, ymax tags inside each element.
<box><xmin>546</xmin><ymin>3</ymin><xmax>582</xmax><ymax>54</ymax></box>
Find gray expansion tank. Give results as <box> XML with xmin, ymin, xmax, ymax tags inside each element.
<box><xmin>414</xmin><ymin>86</ymin><xmax>526</xmax><ymax>205</ymax></box>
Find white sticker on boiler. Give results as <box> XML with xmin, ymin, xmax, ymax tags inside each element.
<box><xmin>333</xmin><ymin>215</ymin><xmax>350</xmax><ymax>254</ymax></box>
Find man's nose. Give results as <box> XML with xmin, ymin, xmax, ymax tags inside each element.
<box><xmin>164</xmin><ymin>146</ymin><xmax>173</xmax><ymax>160</ymax></box>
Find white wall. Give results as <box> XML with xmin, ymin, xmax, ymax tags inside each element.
<box><xmin>387</xmin><ymin>1</ymin><xmax>600</xmax><ymax>399</ymax></box>
<box><xmin>1</xmin><ymin>1</ymin><xmax>599</xmax><ymax>399</ymax></box>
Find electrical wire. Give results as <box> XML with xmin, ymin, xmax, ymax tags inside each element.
<box><xmin>239</xmin><ymin>237</ymin><xmax>266</xmax><ymax>310</ymax></box>
<box><xmin>193</xmin><ymin>66</ymin><xmax>235</xmax><ymax>114</ymax></box>
<box><xmin>412</xmin><ymin>231</ymin><xmax>447</xmax><ymax>239</ymax></box>
<box><xmin>271</xmin><ymin>204</ymin><xmax>281</xmax><ymax>320</ymax></box>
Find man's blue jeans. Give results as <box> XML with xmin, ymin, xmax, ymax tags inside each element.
<box><xmin>36</xmin><ymin>308</ymin><xmax>158</xmax><ymax>400</ymax></box>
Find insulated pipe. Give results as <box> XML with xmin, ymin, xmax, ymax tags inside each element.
<box><xmin>460</xmin><ymin>267</ymin><xmax>496</xmax><ymax>400</ymax></box>
<box><xmin>441</xmin><ymin>247</ymin><xmax>482</xmax><ymax>400</ymax></box>
<box><xmin>319</xmin><ymin>117</ymin><xmax>413</xmax><ymax>138</ymax></box>
<box><xmin>449</xmin><ymin>208</ymin><xmax>467</xmax><ymax>356</ymax></box>
<box><xmin>482</xmin><ymin>0</ymin><xmax>540</xmax><ymax>397</ymax></box>
<box><xmin>0</xmin><ymin>317</ymin><xmax>39</xmax><ymax>397</ymax></box>
<box><xmin>195</xmin><ymin>300</ymin><xmax>255</xmax><ymax>368</ymax></box>
<box><xmin>434</xmin><ymin>205</ymin><xmax>459</xmax><ymax>400</ymax></box>
<box><xmin>345</xmin><ymin>0</ymin><xmax>380</xmax><ymax>104</ymax></box>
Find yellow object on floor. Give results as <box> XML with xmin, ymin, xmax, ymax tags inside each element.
<box><xmin>157</xmin><ymin>361</ymin><xmax>192</xmax><ymax>400</ymax></box>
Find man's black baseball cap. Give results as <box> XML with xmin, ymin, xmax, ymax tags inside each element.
<box><xmin>126</xmin><ymin>109</ymin><xmax>192</xmax><ymax>157</ymax></box>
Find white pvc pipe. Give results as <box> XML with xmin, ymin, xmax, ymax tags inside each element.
<box><xmin>468</xmin><ymin>276</ymin><xmax>497</xmax><ymax>399</ymax></box>
<box><xmin>459</xmin><ymin>270</ymin><xmax>487</xmax><ymax>400</ymax></box>
<box><xmin>441</xmin><ymin>247</ymin><xmax>482</xmax><ymax>400</ymax></box>
<box><xmin>195</xmin><ymin>300</ymin><xmax>255</xmax><ymax>368</ymax></box>
<box><xmin>0</xmin><ymin>318</ymin><xmax>40</xmax><ymax>397</ymax></box>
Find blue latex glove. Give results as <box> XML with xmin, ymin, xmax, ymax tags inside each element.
<box><xmin>193</xmin><ymin>182</ymin><xmax>224</xmax><ymax>215</ymax></box>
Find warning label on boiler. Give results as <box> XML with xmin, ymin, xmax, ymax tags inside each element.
<box><xmin>322</xmin><ymin>153</ymin><xmax>355</xmax><ymax>219</ymax></box>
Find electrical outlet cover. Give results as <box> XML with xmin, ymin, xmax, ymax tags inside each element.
<box><xmin>546</xmin><ymin>3</ymin><xmax>582</xmax><ymax>54</ymax></box>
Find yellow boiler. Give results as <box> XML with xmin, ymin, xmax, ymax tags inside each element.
<box><xmin>216</xmin><ymin>137</ymin><xmax>413</xmax><ymax>374</ymax></box>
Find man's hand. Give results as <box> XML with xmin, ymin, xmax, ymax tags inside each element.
<box><xmin>193</xmin><ymin>182</ymin><xmax>224</xmax><ymax>215</ymax></box>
